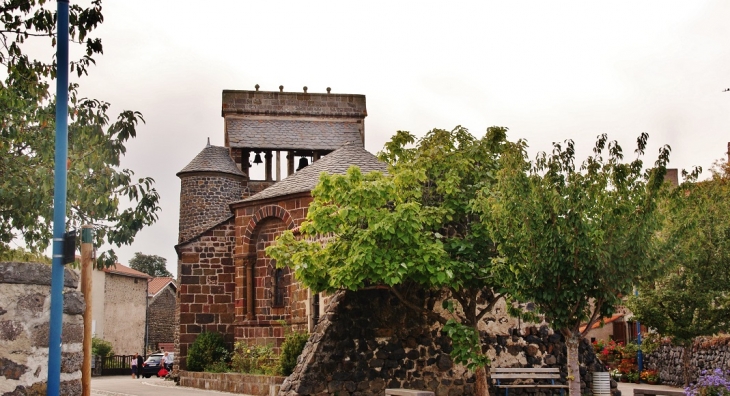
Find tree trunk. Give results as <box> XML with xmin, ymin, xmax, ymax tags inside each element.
<box><xmin>682</xmin><ymin>345</ymin><xmax>691</xmax><ymax>387</ymax></box>
<box><xmin>565</xmin><ymin>331</ymin><xmax>581</xmax><ymax>396</ymax></box>
<box><xmin>475</xmin><ymin>366</ymin><xmax>489</xmax><ymax>396</ymax></box>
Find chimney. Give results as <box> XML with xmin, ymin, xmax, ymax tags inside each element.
<box><xmin>664</xmin><ymin>168</ymin><xmax>679</xmax><ymax>187</ymax></box>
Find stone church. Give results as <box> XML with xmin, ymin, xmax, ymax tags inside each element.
<box><xmin>174</xmin><ymin>87</ymin><xmax>387</xmax><ymax>369</ymax></box>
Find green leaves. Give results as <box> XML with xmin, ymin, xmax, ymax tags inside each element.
<box><xmin>268</xmin><ymin>126</ymin><xmax>512</xmax><ymax>376</ymax></box>
<box><xmin>0</xmin><ymin>0</ymin><xmax>160</xmax><ymax>265</ymax></box>
<box><xmin>628</xmin><ymin>162</ymin><xmax>730</xmax><ymax>344</ymax></box>
<box><xmin>443</xmin><ymin>319</ymin><xmax>490</xmax><ymax>370</ymax></box>
<box><xmin>129</xmin><ymin>252</ymin><xmax>171</xmax><ymax>277</ymax></box>
<box><xmin>479</xmin><ymin>134</ymin><xmax>669</xmax><ymax>333</ymax></box>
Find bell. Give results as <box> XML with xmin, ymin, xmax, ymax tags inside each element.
<box><xmin>253</xmin><ymin>152</ymin><xmax>263</xmax><ymax>164</ymax></box>
<box><xmin>296</xmin><ymin>157</ymin><xmax>309</xmax><ymax>171</ymax></box>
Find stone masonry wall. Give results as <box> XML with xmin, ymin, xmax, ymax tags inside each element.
<box><xmin>179</xmin><ymin>370</ymin><xmax>286</xmax><ymax>395</ymax></box>
<box><xmin>222</xmin><ymin>90</ymin><xmax>367</xmax><ymax>119</ymax></box>
<box><xmin>176</xmin><ymin>219</ymin><xmax>237</xmax><ymax>369</ymax></box>
<box><xmin>178</xmin><ymin>174</ymin><xmax>243</xmax><ymax>243</ymax></box>
<box><xmin>645</xmin><ymin>336</ymin><xmax>730</xmax><ymax>386</ymax></box>
<box><xmin>280</xmin><ymin>289</ymin><xmax>602</xmax><ymax>396</ymax></box>
<box><xmin>0</xmin><ymin>261</ymin><xmax>85</xmax><ymax>396</ymax></box>
<box><xmin>235</xmin><ymin>217</ymin><xmax>309</xmax><ymax>351</ymax></box>
<box><xmin>148</xmin><ymin>286</ymin><xmax>176</xmax><ymax>352</ymax></box>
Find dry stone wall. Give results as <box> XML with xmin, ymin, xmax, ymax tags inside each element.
<box><xmin>644</xmin><ymin>336</ymin><xmax>730</xmax><ymax>386</ymax></box>
<box><xmin>0</xmin><ymin>261</ymin><xmax>84</xmax><ymax>396</ymax></box>
<box><xmin>280</xmin><ymin>289</ymin><xmax>602</xmax><ymax>396</ymax></box>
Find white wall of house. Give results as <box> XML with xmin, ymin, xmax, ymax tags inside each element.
<box><xmin>103</xmin><ymin>273</ymin><xmax>147</xmax><ymax>355</ymax></box>
<box><xmin>91</xmin><ymin>269</ymin><xmax>106</xmax><ymax>340</ymax></box>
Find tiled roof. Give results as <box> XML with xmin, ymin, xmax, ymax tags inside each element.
<box><xmin>177</xmin><ymin>145</ymin><xmax>244</xmax><ymax>177</ymax></box>
<box><xmin>579</xmin><ymin>313</ymin><xmax>625</xmax><ymax>332</ymax></box>
<box><xmin>226</xmin><ymin>119</ymin><xmax>364</xmax><ymax>151</ymax></box>
<box><xmin>148</xmin><ymin>277</ymin><xmax>176</xmax><ymax>296</ymax></box>
<box><xmin>237</xmin><ymin>144</ymin><xmax>387</xmax><ymax>203</ymax></box>
<box><xmin>103</xmin><ymin>263</ymin><xmax>151</xmax><ymax>279</ymax></box>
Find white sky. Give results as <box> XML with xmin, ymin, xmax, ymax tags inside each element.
<box><xmin>57</xmin><ymin>1</ymin><xmax>730</xmax><ymax>277</ymax></box>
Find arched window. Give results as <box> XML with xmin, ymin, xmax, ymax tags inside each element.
<box><xmin>273</xmin><ymin>267</ymin><xmax>285</xmax><ymax>307</ymax></box>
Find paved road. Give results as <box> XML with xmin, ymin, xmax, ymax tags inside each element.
<box><xmin>616</xmin><ymin>381</ymin><xmax>684</xmax><ymax>396</ymax></box>
<box><xmin>92</xmin><ymin>375</ymin><xmax>684</xmax><ymax>396</ymax></box>
<box><xmin>91</xmin><ymin>376</ymin><xmax>242</xmax><ymax>396</ymax></box>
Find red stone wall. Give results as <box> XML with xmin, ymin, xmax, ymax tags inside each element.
<box><xmin>176</xmin><ymin>219</ymin><xmax>236</xmax><ymax>369</ymax></box>
<box><xmin>232</xmin><ymin>195</ymin><xmax>313</xmax><ymax>350</ymax></box>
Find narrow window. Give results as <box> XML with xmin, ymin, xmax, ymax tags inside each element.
<box><xmin>273</xmin><ymin>267</ymin><xmax>285</xmax><ymax>307</ymax></box>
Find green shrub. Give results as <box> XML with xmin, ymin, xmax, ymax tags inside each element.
<box><xmin>278</xmin><ymin>331</ymin><xmax>309</xmax><ymax>376</ymax></box>
<box><xmin>186</xmin><ymin>332</ymin><xmax>228</xmax><ymax>372</ymax></box>
<box><xmin>205</xmin><ymin>361</ymin><xmax>230</xmax><ymax>373</ymax></box>
<box><xmin>91</xmin><ymin>337</ymin><xmax>114</xmax><ymax>357</ymax></box>
<box><xmin>230</xmin><ymin>342</ymin><xmax>278</xmax><ymax>375</ymax></box>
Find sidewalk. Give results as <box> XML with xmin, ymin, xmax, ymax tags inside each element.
<box><xmin>616</xmin><ymin>381</ymin><xmax>685</xmax><ymax>396</ymax></box>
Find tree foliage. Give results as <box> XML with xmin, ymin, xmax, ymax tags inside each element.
<box><xmin>128</xmin><ymin>252</ymin><xmax>171</xmax><ymax>277</ymax></box>
<box><xmin>186</xmin><ymin>332</ymin><xmax>228</xmax><ymax>372</ymax></box>
<box><xmin>267</xmin><ymin>126</ymin><xmax>510</xmax><ymax>395</ymax></box>
<box><xmin>0</xmin><ymin>246</ymin><xmax>50</xmax><ymax>263</ymax></box>
<box><xmin>479</xmin><ymin>133</ymin><xmax>669</xmax><ymax>396</ymax></box>
<box><xmin>0</xmin><ymin>0</ymin><xmax>160</xmax><ymax>267</ymax></box>
<box><xmin>91</xmin><ymin>337</ymin><xmax>114</xmax><ymax>357</ymax></box>
<box><xmin>628</xmin><ymin>161</ymin><xmax>730</xmax><ymax>384</ymax></box>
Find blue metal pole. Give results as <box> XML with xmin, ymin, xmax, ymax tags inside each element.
<box><xmin>48</xmin><ymin>0</ymin><xmax>69</xmax><ymax>394</ymax></box>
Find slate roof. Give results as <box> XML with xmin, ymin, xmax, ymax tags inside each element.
<box><xmin>226</xmin><ymin>119</ymin><xmax>364</xmax><ymax>151</ymax></box>
<box><xmin>103</xmin><ymin>263</ymin><xmax>151</xmax><ymax>279</ymax></box>
<box><xmin>237</xmin><ymin>144</ymin><xmax>387</xmax><ymax>203</ymax></box>
<box><xmin>177</xmin><ymin>145</ymin><xmax>244</xmax><ymax>177</ymax></box>
<box><xmin>148</xmin><ymin>277</ymin><xmax>176</xmax><ymax>297</ymax></box>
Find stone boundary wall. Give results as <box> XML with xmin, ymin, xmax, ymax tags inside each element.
<box><xmin>0</xmin><ymin>261</ymin><xmax>85</xmax><ymax>396</ymax></box>
<box><xmin>280</xmin><ymin>289</ymin><xmax>603</xmax><ymax>396</ymax></box>
<box><xmin>179</xmin><ymin>370</ymin><xmax>285</xmax><ymax>395</ymax></box>
<box><xmin>644</xmin><ymin>336</ymin><xmax>730</xmax><ymax>386</ymax></box>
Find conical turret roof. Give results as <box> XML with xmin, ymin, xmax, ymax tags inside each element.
<box><xmin>177</xmin><ymin>143</ymin><xmax>244</xmax><ymax>178</ymax></box>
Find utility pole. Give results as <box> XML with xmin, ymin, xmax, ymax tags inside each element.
<box><xmin>81</xmin><ymin>225</ymin><xmax>93</xmax><ymax>396</ymax></box>
<box><xmin>47</xmin><ymin>0</ymin><xmax>70</xmax><ymax>393</ymax></box>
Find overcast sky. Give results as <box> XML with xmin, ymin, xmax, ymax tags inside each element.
<box><xmin>62</xmin><ymin>1</ymin><xmax>730</xmax><ymax>277</ymax></box>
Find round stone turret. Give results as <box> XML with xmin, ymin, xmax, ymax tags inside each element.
<box><xmin>177</xmin><ymin>144</ymin><xmax>245</xmax><ymax>243</ymax></box>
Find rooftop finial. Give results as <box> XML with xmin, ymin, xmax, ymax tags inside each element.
<box><xmin>206</xmin><ymin>137</ymin><xmax>211</xmax><ymax>148</ymax></box>
<box><xmin>279</xmin><ymin>85</ymin><xmax>284</xmax><ymax>92</ymax></box>
<box><xmin>255</xmin><ymin>84</ymin><xmax>260</xmax><ymax>91</ymax></box>
<box><xmin>326</xmin><ymin>87</ymin><xmax>331</xmax><ymax>94</ymax></box>
<box><xmin>303</xmin><ymin>86</ymin><xmax>308</xmax><ymax>93</ymax></box>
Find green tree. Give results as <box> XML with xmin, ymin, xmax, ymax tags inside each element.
<box><xmin>0</xmin><ymin>0</ymin><xmax>160</xmax><ymax>267</ymax></box>
<box><xmin>628</xmin><ymin>161</ymin><xmax>730</xmax><ymax>386</ymax></box>
<box><xmin>0</xmin><ymin>246</ymin><xmax>51</xmax><ymax>263</ymax></box>
<box><xmin>479</xmin><ymin>134</ymin><xmax>669</xmax><ymax>396</ymax></box>
<box><xmin>267</xmin><ymin>126</ymin><xmax>509</xmax><ymax>396</ymax></box>
<box><xmin>129</xmin><ymin>252</ymin><xmax>171</xmax><ymax>277</ymax></box>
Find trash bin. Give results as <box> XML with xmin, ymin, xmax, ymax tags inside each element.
<box><xmin>593</xmin><ymin>372</ymin><xmax>611</xmax><ymax>395</ymax></box>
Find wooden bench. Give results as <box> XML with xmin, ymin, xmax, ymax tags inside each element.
<box><xmin>385</xmin><ymin>389</ymin><xmax>434</xmax><ymax>396</ymax></box>
<box><xmin>634</xmin><ymin>389</ymin><xmax>685</xmax><ymax>396</ymax></box>
<box><xmin>491</xmin><ymin>368</ymin><xmax>568</xmax><ymax>396</ymax></box>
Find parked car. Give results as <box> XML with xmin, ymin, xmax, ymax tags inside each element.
<box><xmin>140</xmin><ymin>353</ymin><xmax>174</xmax><ymax>378</ymax></box>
